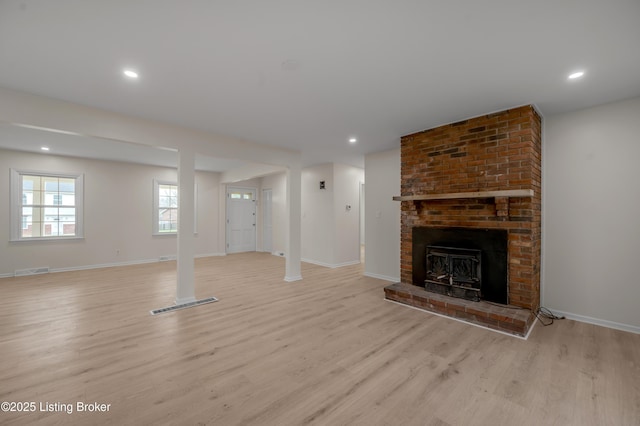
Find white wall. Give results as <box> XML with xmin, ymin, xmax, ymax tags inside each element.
<box><xmin>0</xmin><ymin>148</ymin><xmax>223</xmax><ymax>276</ymax></box>
<box><xmin>333</xmin><ymin>163</ymin><xmax>364</xmax><ymax>266</ymax></box>
<box><xmin>364</xmin><ymin>149</ymin><xmax>401</xmax><ymax>282</ymax></box>
<box><xmin>544</xmin><ymin>96</ymin><xmax>640</xmax><ymax>332</ymax></box>
<box><xmin>301</xmin><ymin>163</ymin><xmax>363</xmax><ymax>267</ymax></box>
<box><xmin>301</xmin><ymin>164</ymin><xmax>335</xmax><ymax>266</ymax></box>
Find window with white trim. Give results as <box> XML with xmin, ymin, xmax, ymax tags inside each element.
<box><xmin>154</xmin><ymin>181</ymin><xmax>178</xmax><ymax>234</ymax></box>
<box><xmin>10</xmin><ymin>170</ymin><xmax>84</xmax><ymax>241</ymax></box>
<box><xmin>152</xmin><ymin>180</ymin><xmax>197</xmax><ymax>235</ymax></box>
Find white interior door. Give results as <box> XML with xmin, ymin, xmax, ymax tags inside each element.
<box><xmin>226</xmin><ymin>187</ymin><xmax>256</xmax><ymax>253</ymax></box>
<box><xmin>262</xmin><ymin>189</ymin><xmax>273</xmax><ymax>253</ymax></box>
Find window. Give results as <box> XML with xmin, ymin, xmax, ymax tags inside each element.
<box><xmin>154</xmin><ymin>182</ymin><xmax>178</xmax><ymax>234</ymax></box>
<box><xmin>153</xmin><ymin>180</ymin><xmax>197</xmax><ymax>235</ymax></box>
<box><xmin>10</xmin><ymin>169</ymin><xmax>84</xmax><ymax>241</ymax></box>
<box><xmin>229</xmin><ymin>191</ymin><xmax>254</xmax><ymax>200</ymax></box>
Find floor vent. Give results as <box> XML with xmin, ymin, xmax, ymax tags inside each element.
<box><xmin>150</xmin><ymin>297</ymin><xmax>218</xmax><ymax>315</ymax></box>
<box><xmin>15</xmin><ymin>267</ymin><xmax>50</xmax><ymax>277</ymax></box>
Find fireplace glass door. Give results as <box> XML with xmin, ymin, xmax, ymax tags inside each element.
<box><xmin>425</xmin><ymin>246</ymin><xmax>481</xmax><ymax>301</ymax></box>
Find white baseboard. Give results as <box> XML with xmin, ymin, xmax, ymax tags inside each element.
<box><xmin>2</xmin><ymin>253</ymin><xmax>229</xmax><ymax>278</ymax></box>
<box><xmin>301</xmin><ymin>258</ymin><xmax>331</xmax><ymax>268</ymax></box>
<box><xmin>271</xmin><ymin>251</ymin><xmax>286</xmax><ymax>257</ymax></box>
<box><xmin>364</xmin><ymin>272</ymin><xmax>399</xmax><ymax>282</ymax></box>
<box><xmin>284</xmin><ymin>275</ymin><xmax>303</xmax><ymax>282</ymax></box>
<box><xmin>14</xmin><ymin>266</ymin><xmax>50</xmax><ymax>276</ymax></box>
<box><xmin>301</xmin><ymin>258</ymin><xmax>360</xmax><ymax>269</ymax></box>
<box><xmin>51</xmin><ymin>258</ymin><xmax>159</xmax><ymax>273</ymax></box>
<box><xmin>332</xmin><ymin>260</ymin><xmax>360</xmax><ymax>268</ymax></box>
<box><xmin>547</xmin><ymin>309</ymin><xmax>640</xmax><ymax>335</ymax></box>
<box><xmin>195</xmin><ymin>252</ymin><xmax>226</xmax><ymax>258</ymax></box>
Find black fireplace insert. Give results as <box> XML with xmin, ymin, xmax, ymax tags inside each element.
<box><xmin>412</xmin><ymin>227</ymin><xmax>508</xmax><ymax>304</ymax></box>
<box><xmin>425</xmin><ymin>245</ymin><xmax>482</xmax><ymax>301</ymax></box>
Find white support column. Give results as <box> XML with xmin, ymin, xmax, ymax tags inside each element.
<box><xmin>285</xmin><ymin>165</ymin><xmax>302</xmax><ymax>282</ymax></box>
<box><xmin>176</xmin><ymin>147</ymin><xmax>197</xmax><ymax>304</ymax></box>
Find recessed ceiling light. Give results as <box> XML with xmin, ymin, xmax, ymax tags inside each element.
<box><xmin>40</xmin><ymin>146</ymin><xmax>50</xmax><ymax>151</ymax></box>
<box><xmin>123</xmin><ymin>69</ymin><xmax>139</xmax><ymax>79</ymax></box>
<box><xmin>349</xmin><ymin>137</ymin><xmax>357</xmax><ymax>143</ymax></box>
<box><xmin>568</xmin><ymin>71</ymin><xmax>585</xmax><ymax>80</ymax></box>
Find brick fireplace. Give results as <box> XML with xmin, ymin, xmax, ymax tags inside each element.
<box><xmin>384</xmin><ymin>105</ymin><xmax>541</xmax><ymax>336</ymax></box>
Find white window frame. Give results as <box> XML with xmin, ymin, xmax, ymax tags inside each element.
<box><xmin>10</xmin><ymin>169</ymin><xmax>84</xmax><ymax>241</ymax></box>
<box><xmin>152</xmin><ymin>179</ymin><xmax>198</xmax><ymax>236</ymax></box>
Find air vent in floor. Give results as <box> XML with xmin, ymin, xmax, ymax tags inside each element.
<box><xmin>150</xmin><ymin>297</ymin><xmax>218</xmax><ymax>315</ymax></box>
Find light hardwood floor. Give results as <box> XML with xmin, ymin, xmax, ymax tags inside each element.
<box><xmin>1</xmin><ymin>253</ymin><xmax>639</xmax><ymax>425</ymax></box>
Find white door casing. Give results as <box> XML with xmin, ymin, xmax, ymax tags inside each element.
<box><xmin>226</xmin><ymin>187</ymin><xmax>257</xmax><ymax>253</ymax></box>
<box><xmin>263</xmin><ymin>188</ymin><xmax>273</xmax><ymax>253</ymax></box>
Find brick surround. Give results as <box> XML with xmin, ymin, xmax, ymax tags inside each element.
<box><xmin>385</xmin><ymin>105</ymin><xmax>542</xmax><ymax>336</ymax></box>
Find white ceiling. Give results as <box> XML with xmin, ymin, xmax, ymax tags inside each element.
<box><xmin>0</xmin><ymin>1</ymin><xmax>639</xmax><ymax>169</ymax></box>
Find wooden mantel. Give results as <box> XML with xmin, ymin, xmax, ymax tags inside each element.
<box><xmin>392</xmin><ymin>189</ymin><xmax>534</xmax><ymax>202</ymax></box>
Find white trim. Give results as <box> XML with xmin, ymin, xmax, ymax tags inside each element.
<box><xmin>262</xmin><ymin>188</ymin><xmax>273</xmax><ymax>253</ymax></box>
<box><xmin>301</xmin><ymin>258</ymin><xmax>360</xmax><ymax>269</ymax></box>
<box><xmin>301</xmin><ymin>258</ymin><xmax>331</xmax><ymax>267</ymax></box>
<box><xmin>364</xmin><ymin>272</ymin><xmax>399</xmax><ymax>282</ymax></box>
<box><xmin>153</xmin><ymin>179</ymin><xmax>197</xmax><ymax>235</ymax></box>
<box><xmin>546</xmin><ymin>309</ymin><xmax>640</xmax><ymax>335</ymax></box>
<box><xmin>10</xmin><ymin>168</ymin><xmax>84</xmax><ymax>241</ymax></box>
<box><xmin>195</xmin><ymin>252</ymin><xmax>226</xmax><ymax>258</ymax></box>
<box><xmin>271</xmin><ymin>251</ymin><xmax>286</xmax><ymax>257</ymax></box>
<box><xmin>14</xmin><ymin>266</ymin><xmax>49</xmax><ymax>276</ymax></box>
<box><xmin>153</xmin><ymin>179</ymin><xmax>178</xmax><ymax>235</ymax></box>
<box><xmin>284</xmin><ymin>275</ymin><xmax>303</xmax><ymax>282</ymax></box>
<box><xmin>333</xmin><ymin>260</ymin><xmax>361</xmax><ymax>268</ymax></box>
<box><xmin>385</xmin><ymin>298</ymin><xmax>536</xmax><ymax>340</ymax></box>
<box><xmin>50</xmin><ymin>258</ymin><xmax>159</xmax><ymax>273</ymax></box>
<box><xmin>9</xmin><ymin>236</ymin><xmax>85</xmax><ymax>243</ymax></box>
<box><xmin>0</xmin><ymin>254</ymin><xmax>230</xmax><ymax>278</ymax></box>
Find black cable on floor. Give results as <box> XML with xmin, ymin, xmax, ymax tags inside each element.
<box><xmin>534</xmin><ymin>306</ymin><xmax>565</xmax><ymax>326</ymax></box>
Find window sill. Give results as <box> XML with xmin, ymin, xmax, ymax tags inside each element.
<box><xmin>152</xmin><ymin>233</ymin><xmax>199</xmax><ymax>237</ymax></box>
<box><xmin>10</xmin><ymin>236</ymin><xmax>84</xmax><ymax>243</ymax></box>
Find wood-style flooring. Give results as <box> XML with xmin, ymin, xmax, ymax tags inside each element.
<box><xmin>1</xmin><ymin>253</ymin><xmax>639</xmax><ymax>425</ymax></box>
